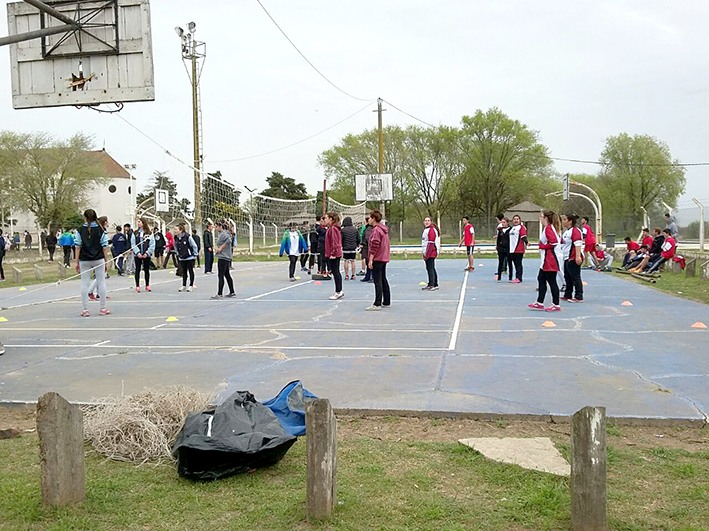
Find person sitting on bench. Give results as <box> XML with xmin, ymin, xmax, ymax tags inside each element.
<box><xmin>622</xmin><ymin>237</ymin><xmax>641</xmax><ymax>268</ymax></box>
<box><xmin>646</xmin><ymin>229</ymin><xmax>676</xmax><ymax>273</ymax></box>
<box><xmin>591</xmin><ymin>244</ymin><xmax>613</xmax><ymax>271</ymax></box>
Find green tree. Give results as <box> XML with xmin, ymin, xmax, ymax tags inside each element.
<box><xmin>0</xmin><ymin>131</ymin><xmax>103</xmax><ymax>230</ymax></box>
<box><xmin>455</xmin><ymin>108</ymin><xmax>554</xmax><ymax>223</ymax></box>
<box><xmin>261</xmin><ymin>172</ymin><xmax>309</xmax><ymax>200</ymax></box>
<box><xmin>137</xmin><ymin>170</ymin><xmax>192</xmax><ymax>223</ymax></box>
<box><xmin>597</xmin><ymin>133</ymin><xmax>686</xmax><ymax>233</ymax></box>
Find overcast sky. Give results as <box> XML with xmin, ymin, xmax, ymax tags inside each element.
<box><xmin>1</xmin><ymin>0</ymin><xmax>708</xmax><ymax>218</ymax></box>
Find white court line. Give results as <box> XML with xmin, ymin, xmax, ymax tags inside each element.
<box><xmin>244</xmin><ymin>280</ymin><xmax>314</xmax><ymax>301</ymax></box>
<box><xmin>448</xmin><ymin>270</ymin><xmax>469</xmax><ymax>351</ymax></box>
<box><xmin>45</xmin><ymin>298</ymin><xmax>460</xmax><ymax>304</ymax></box>
<box><xmin>457</xmin><ymin>329</ymin><xmax>707</xmax><ymax>334</ymax></box>
<box><xmin>6</xmin><ymin>344</ymin><xmax>447</xmax><ymax>351</ymax></box>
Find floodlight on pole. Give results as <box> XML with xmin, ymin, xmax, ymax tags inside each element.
<box><xmin>187</xmin><ymin>21</ymin><xmax>196</xmax><ymax>32</ymax></box>
<box><xmin>174</xmin><ymin>26</ymin><xmax>184</xmax><ymax>37</ymax></box>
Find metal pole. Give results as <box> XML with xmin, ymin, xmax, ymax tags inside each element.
<box><xmin>260</xmin><ymin>222</ymin><xmax>266</xmax><ymax>246</ymax></box>
<box><xmin>322</xmin><ymin>179</ymin><xmax>327</xmax><ymax>217</ymax></box>
<box><xmin>23</xmin><ymin>0</ymin><xmax>80</xmax><ymax>26</ymax></box>
<box><xmin>547</xmin><ymin>191</ymin><xmax>599</xmax><ymax>229</ymax></box>
<box><xmin>571</xmin><ymin>181</ymin><xmax>602</xmax><ymax>238</ymax></box>
<box><xmin>693</xmin><ymin>198</ymin><xmax>705</xmax><ymax>252</ymax></box>
<box><xmin>640</xmin><ymin>206</ymin><xmax>650</xmax><ymax>237</ymax></box>
<box><xmin>437</xmin><ymin>210</ymin><xmax>441</xmax><ymax>233</ymax></box>
<box><xmin>0</xmin><ymin>24</ymin><xmax>77</xmax><ymax>47</ymax></box>
<box><xmin>248</xmin><ymin>215</ymin><xmax>253</xmax><ymax>254</ymax></box>
<box><xmin>376</xmin><ymin>98</ymin><xmax>386</xmax><ymax>220</ymax></box>
<box><xmin>190</xmin><ymin>37</ymin><xmax>202</xmax><ymax>235</ymax></box>
<box><xmin>272</xmin><ymin>222</ymin><xmax>278</xmax><ymax>244</ymax></box>
<box><xmin>37</xmin><ymin>222</ymin><xmax>42</xmax><ymax>256</ymax></box>
<box><xmin>399</xmin><ymin>220</ymin><xmax>403</xmax><ymax>243</ymax></box>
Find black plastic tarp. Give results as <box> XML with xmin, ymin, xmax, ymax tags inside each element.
<box><xmin>172</xmin><ymin>390</ymin><xmax>297</xmax><ymax>480</ymax></box>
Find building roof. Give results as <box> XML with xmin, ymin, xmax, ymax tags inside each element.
<box><xmin>86</xmin><ymin>150</ymin><xmax>131</xmax><ymax>179</ymax></box>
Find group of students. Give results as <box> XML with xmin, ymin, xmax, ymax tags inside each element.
<box><xmin>621</xmin><ymin>227</ymin><xmax>677</xmax><ymax>274</ymax></box>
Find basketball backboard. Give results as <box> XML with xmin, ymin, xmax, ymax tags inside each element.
<box><xmin>6</xmin><ymin>0</ymin><xmax>154</xmax><ymax>109</ymax></box>
<box><xmin>355</xmin><ymin>174</ymin><xmax>393</xmax><ymax>202</ymax></box>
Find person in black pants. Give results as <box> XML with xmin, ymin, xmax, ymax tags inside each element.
<box><xmin>495</xmin><ymin>217</ymin><xmax>510</xmax><ymax>282</ymax></box>
<box><xmin>307</xmin><ymin>222</ymin><xmax>318</xmax><ymax>274</ymax></box>
<box><xmin>211</xmin><ymin>222</ymin><xmax>236</xmax><ymax>298</ymax></box>
<box><xmin>365</xmin><ymin>210</ymin><xmax>390</xmax><ymax>310</ymax></box>
<box><xmin>360</xmin><ymin>219</ymin><xmax>373</xmax><ymax>282</ymax></box>
<box><xmin>192</xmin><ymin>229</ymin><xmax>201</xmax><ymax>268</ymax></box>
<box><xmin>324</xmin><ymin>212</ymin><xmax>343</xmax><ymax>299</ymax></box>
<box><xmin>422</xmin><ymin>216</ymin><xmax>440</xmax><ymax>290</ymax></box>
<box><xmin>316</xmin><ymin>215</ymin><xmax>328</xmax><ymax>276</ymax></box>
<box><xmin>561</xmin><ymin>214</ymin><xmax>584</xmax><ymax>302</ymax></box>
<box><xmin>45</xmin><ymin>231</ymin><xmax>57</xmax><ymax>262</ymax></box>
<box><xmin>203</xmin><ymin>222</ymin><xmax>214</xmax><ymax>274</ymax></box>
<box><xmin>130</xmin><ymin>218</ymin><xmax>155</xmax><ymax>293</ymax></box>
<box><xmin>0</xmin><ymin>229</ymin><xmax>6</xmax><ymax>281</ymax></box>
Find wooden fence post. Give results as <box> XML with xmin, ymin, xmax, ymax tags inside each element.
<box><xmin>37</xmin><ymin>392</ymin><xmax>86</xmax><ymax>507</ymax></box>
<box><xmin>306</xmin><ymin>398</ymin><xmax>337</xmax><ymax>520</ymax></box>
<box><xmin>571</xmin><ymin>406</ymin><xmax>607</xmax><ymax>531</ymax></box>
<box><xmin>34</xmin><ymin>264</ymin><xmax>44</xmax><ymax>281</ymax></box>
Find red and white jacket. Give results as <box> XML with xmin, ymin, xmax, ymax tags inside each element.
<box><xmin>539</xmin><ymin>224</ymin><xmax>561</xmax><ymax>272</ymax></box>
<box><xmin>508</xmin><ymin>224</ymin><xmax>527</xmax><ymax>254</ymax></box>
<box><xmin>422</xmin><ymin>226</ymin><xmax>440</xmax><ymax>260</ymax></box>
<box><xmin>661</xmin><ymin>237</ymin><xmax>676</xmax><ymax>260</ymax></box>
<box><xmin>561</xmin><ymin>226</ymin><xmax>584</xmax><ymax>261</ymax></box>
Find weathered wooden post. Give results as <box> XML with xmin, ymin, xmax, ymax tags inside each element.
<box><xmin>404</xmin><ymin>250</ymin><xmax>408</xmax><ymax>260</ymax></box>
<box><xmin>12</xmin><ymin>267</ymin><xmax>22</xmax><ymax>283</ymax></box>
<box><xmin>37</xmin><ymin>392</ymin><xmax>86</xmax><ymax>507</ymax></box>
<box><xmin>686</xmin><ymin>259</ymin><xmax>696</xmax><ymax>278</ymax></box>
<box><xmin>571</xmin><ymin>406</ymin><xmax>607</xmax><ymax>531</ymax></box>
<box><xmin>57</xmin><ymin>263</ymin><xmax>66</xmax><ymax>279</ymax></box>
<box><xmin>34</xmin><ymin>264</ymin><xmax>44</xmax><ymax>281</ymax></box>
<box><xmin>306</xmin><ymin>398</ymin><xmax>337</xmax><ymax>520</ymax></box>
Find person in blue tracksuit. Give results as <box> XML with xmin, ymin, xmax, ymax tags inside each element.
<box><xmin>279</xmin><ymin>224</ymin><xmax>308</xmax><ymax>281</ymax></box>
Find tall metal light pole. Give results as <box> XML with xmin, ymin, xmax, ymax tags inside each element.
<box><xmin>176</xmin><ymin>23</ymin><xmax>206</xmax><ymax>233</ymax></box>
<box><xmin>374</xmin><ymin>97</ymin><xmax>386</xmax><ymax>218</ymax></box>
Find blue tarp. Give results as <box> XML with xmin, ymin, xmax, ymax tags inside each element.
<box><xmin>262</xmin><ymin>380</ymin><xmax>317</xmax><ymax>437</ymax></box>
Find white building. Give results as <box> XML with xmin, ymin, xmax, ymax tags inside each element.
<box><xmin>10</xmin><ymin>150</ymin><xmax>135</xmax><ymax>237</ymax></box>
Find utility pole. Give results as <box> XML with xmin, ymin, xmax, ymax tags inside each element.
<box><xmin>375</xmin><ymin>97</ymin><xmax>386</xmax><ymax>219</ymax></box>
<box><xmin>176</xmin><ymin>23</ymin><xmax>205</xmax><ymax>233</ymax></box>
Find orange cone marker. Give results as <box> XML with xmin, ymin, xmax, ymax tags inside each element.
<box><xmin>582</xmin><ymin>281</ymin><xmax>588</xmax><ymax>286</ymax></box>
<box><xmin>314</xmin><ymin>281</ymin><xmax>322</xmax><ymax>286</ymax></box>
<box><xmin>621</xmin><ymin>301</ymin><xmax>633</xmax><ymax>306</ymax></box>
<box><xmin>542</xmin><ymin>321</ymin><xmax>557</xmax><ymax>328</ymax></box>
<box><xmin>691</xmin><ymin>321</ymin><xmax>707</xmax><ymax>329</ymax></box>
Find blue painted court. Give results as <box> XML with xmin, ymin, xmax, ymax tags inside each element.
<box><xmin>0</xmin><ymin>258</ymin><xmax>707</xmax><ymax>421</ymax></box>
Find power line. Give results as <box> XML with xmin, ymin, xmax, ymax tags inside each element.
<box><xmin>383</xmin><ymin>99</ymin><xmax>435</xmax><ymax>128</ymax></box>
<box><xmin>207</xmin><ymin>101</ymin><xmax>374</xmax><ymax>163</ymax></box>
<box><xmin>254</xmin><ymin>0</ymin><xmax>373</xmax><ymax>102</ymax></box>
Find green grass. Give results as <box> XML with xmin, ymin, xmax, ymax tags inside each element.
<box><xmin>1</xmin><ymin>434</ymin><xmax>707</xmax><ymax>530</ymax></box>
<box><xmin>615</xmin><ymin>269</ymin><xmax>709</xmax><ymax>305</ymax></box>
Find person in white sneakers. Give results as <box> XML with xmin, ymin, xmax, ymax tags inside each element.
<box><xmin>279</xmin><ymin>224</ymin><xmax>308</xmax><ymax>281</ymax></box>
<box><xmin>560</xmin><ymin>214</ymin><xmax>584</xmax><ymax>303</ymax></box>
<box><xmin>173</xmin><ymin>223</ymin><xmax>199</xmax><ymax>292</ymax></box>
<box><xmin>529</xmin><ymin>210</ymin><xmax>562</xmax><ymax>312</ymax></box>
<box><xmin>324</xmin><ymin>212</ymin><xmax>344</xmax><ymax>300</ymax></box>
<box><xmin>75</xmin><ymin>209</ymin><xmax>111</xmax><ymax>317</ymax></box>
<box><xmin>365</xmin><ymin>210</ymin><xmax>391</xmax><ymax>311</ymax></box>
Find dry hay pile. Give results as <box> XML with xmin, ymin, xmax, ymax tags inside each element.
<box><xmin>84</xmin><ymin>386</ymin><xmax>211</xmax><ymax>463</ymax></box>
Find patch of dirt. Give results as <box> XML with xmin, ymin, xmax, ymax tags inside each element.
<box><xmin>336</xmin><ymin>416</ymin><xmax>709</xmax><ymax>452</ymax></box>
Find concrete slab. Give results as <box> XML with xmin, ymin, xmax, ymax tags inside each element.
<box><xmin>458</xmin><ymin>437</ymin><xmax>570</xmax><ymax>476</ymax></box>
<box><xmin>0</xmin><ymin>259</ymin><xmax>707</xmax><ymax>422</ymax></box>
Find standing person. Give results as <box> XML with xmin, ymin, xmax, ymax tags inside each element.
<box><xmin>0</xmin><ymin>229</ymin><xmax>5</xmax><ymax>282</ymax></box>
<box><xmin>665</xmin><ymin>213</ymin><xmax>679</xmax><ymax>241</ymax></box>
<box><xmin>211</xmin><ymin>221</ymin><xmax>236</xmax><ymax>298</ymax></box>
<box><xmin>529</xmin><ymin>211</ymin><xmax>562</xmax><ymax>312</ymax></box>
<box><xmin>495</xmin><ymin>213</ymin><xmax>507</xmax><ymax>275</ymax></box>
<box><xmin>111</xmin><ymin>226</ymin><xmax>127</xmax><ymax>276</ymax></box>
<box><xmin>340</xmin><ymin>216</ymin><xmax>359</xmax><ymax>280</ymax></box>
<box><xmin>59</xmin><ymin>229</ymin><xmax>74</xmax><ymax>267</ymax></box>
<box><xmin>130</xmin><ymin>218</ymin><xmax>154</xmax><ymax>293</ymax></box>
<box><xmin>88</xmin><ymin>216</ymin><xmax>111</xmax><ymax>301</ymax></box>
<box><xmin>40</xmin><ymin>231</ymin><xmax>47</xmax><ymax>252</ymax></box>
<box><xmin>495</xmin><ymin>217</ymin><xmax>511</xmax><ymax>283</ymax></box>
<box><xmin>152</xmin><ymin>227</ymin><xmax>166</xmax><ymax>268</ymax></box>
<box><xmin>203</xmin><ymin>222</ymin><xmax>214</xmax><ymax>274</ymax></box>
<box><xmin>307</xmin><ymin>221</ymin><xmax>318</xmax><ymax>274</ymax></box>
<box><xmin>163</xmin><ymin>229</ymin><xmax>177</xmax><ymax>269</ymax></box>
<box><xmin>422</xmin><ymin>216</ymin><xmax>440</xmax><ymax>291</ymax></box>
<box><xmin>123</xmin><ymin>224</ymin><xmax>135</xmax><ymax>275</ymax></box>
<box><xmin>324</xmin><ymin>212</ymin><xmax>343</xmax><ymax>299</ymax></box>
<box><xmin>457</xmin><ymin>216</ymin><xmax>476</xmax><ymax>272</ymax></box>
<box><xmin>45</xmin><ymin>230</ymin><xmax>57</xmax><ymax>262</ymax></box>
<box><xmin>560</xmin><ymin>214</ymin><xmax>584</xmax><ymax>303</ymax></box>
<box><xmin>279</xmin><ymin>224</ymin><xmax>308</xmax><ymax>281</ymax></box>
<box><xmin>192</xmin><ymin>229</ymin><xmax>201</xmax><ymax>268</ymax></box>
<box><xmin>507</xmin><ymin>215</ymin><xmax>528</xmax><ymax>283</ymax></box>
<box><xmin>357</xmin><ymin>215</ymin><xmax>370</xmax><ymax>276</ymax></box>
<box><xmin>174</xmin><ymin>223</ymin><xmax>198</xmax><ymax>292</ymax></box>
<box><xmin>299</xmin><ymin>221</ymin><xmax>311</xmax><ymax>272</ymax></box>
<box><xmin>366</xmin><ymin>210</ymin><xmax>390</xmax><ymax>311</ymax></box>
<box><xmin>580</xmin><ymin>217</ymin><xmax>596</xmax><ymax>268</ymax></box>
<box><xmin>74</xmin><ymin>209</ymin><xmax>111</xmax><ymax>317</ymax></box>
<box><xmin>24</xmin><ymin>230</ymin><xmax>32</xmax><ymax>250</ymax></box>
<box><xmin>359</xmin><ymin>217</ymin><xmax>374</xmax><ymax>283</ymax></box>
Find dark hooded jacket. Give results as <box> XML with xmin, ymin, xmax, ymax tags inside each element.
<box><xmin>340</xmin><ymin>217</ymin><xmax>360</xmax><ymax>252</ymax></box>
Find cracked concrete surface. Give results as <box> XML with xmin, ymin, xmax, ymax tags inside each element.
<box><xmin>0</xmin><ymin>259</ymin><xmax>707</xmax><ymax>422</ymax></box>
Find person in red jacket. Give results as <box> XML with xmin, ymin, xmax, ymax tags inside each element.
<box><xmin>366</xmin><ymin>210</ymin><xmax>390</xmax><ymax>311</ymax></box>
<box><xmin>622</xmin><ymin>237</ymin><xmax>641</xmax><ymax>268</ymax></box>
<box><xmin>529</xmin><ymin>210</ymin><xmax>562</xmax><ymax>312</ymax></box>
<box><xmin>560</xmin><ymin>214</ymin><xmax>584</xmax><ymax>302</ymax></box>
<box><xmin>640</xmin><ymin>228</ymin><xmax>653</xmax><ymax>249</ymax></box>
<box><xmin>162</xmin><ymin>229</ymin><xmax>178</xmax><ymax>269</ymax></box>
<box><xmin>457</xmin><ymin>216</ymin><xmax>475</xmax><ymax>272</ymax></box>
<box><xmin>580</xmin><ymin>216</ymin><xmax>596</xmax><ymax>268</ymax></box>
<box><xmin>507</xmin><ymin>214</ymin><xmax>527</xmax><ymax>283</ymax></box>
<box><xmin>324</xmin><ymin>212</ymin><xmax>343</xmax><ymax>300</ymax></box>
<box><xmin>646</xmin><ymin>229</ymin><xmax>676</xmax><ymax>273</ymax></box>
<box><xmin>422</xmin><ymin>216</ymin><xmax>440</xmax><ymax>291</ymax></box>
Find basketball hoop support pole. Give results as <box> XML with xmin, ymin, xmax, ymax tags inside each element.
<box><xmin>0</xmin><ymin>0</ymin><xmax>81</xmax><ymax>47</ymax></box>
<box><xmin>376</xmin><ymin>97</ymin><xmax>386</xmax><ymax>220</ymax></box>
